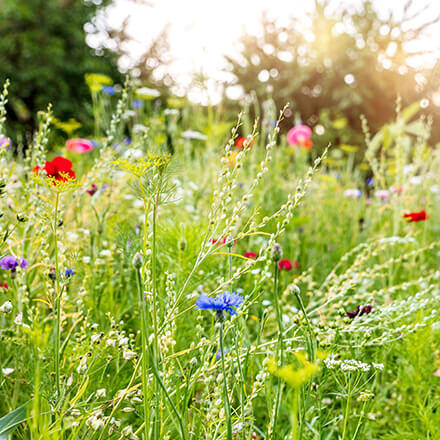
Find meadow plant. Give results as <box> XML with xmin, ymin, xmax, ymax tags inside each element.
<box><xmin>0</xmin><ymin>79</ymin><xmax>439</xmax><ymax>440</ymax></box>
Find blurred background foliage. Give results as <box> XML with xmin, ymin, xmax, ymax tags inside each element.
<box><xmin>224</xmin><ymin>1</ymin><xmax>440</xmax><ymax>143</ymax></box>
<box><xmin>0</xmin><ymin>0</ymin><xmax>121</xmax><ymax>136</ymax></box>
<box><xmin>0</xmin><ymin>0</ymin><xmax>439</xmax><ymax>147</ymax></box>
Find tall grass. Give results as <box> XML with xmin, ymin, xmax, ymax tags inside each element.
<box><xmin>0</xmin><ymin>79</ymin><xmax>439</xmax><ymax>439</ymax></box>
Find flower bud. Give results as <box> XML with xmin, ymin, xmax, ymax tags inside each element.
<box><xmin>132</xmin><ymin>252</ymin><xmax>143</xmax><ymax>269</ymax></box>
<box><xmin>271</xmin><ymin>243</ymin><xmax>283</xmax><ymax>262</ymax></box>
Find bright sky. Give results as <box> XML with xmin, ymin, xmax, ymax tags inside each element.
<box><xmin>91</xmin><ymin>0</ymin><xmax>440</xmax><ymax>103</ymax></box>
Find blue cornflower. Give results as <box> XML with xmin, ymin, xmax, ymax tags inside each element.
<box><xmin>133</xmin><ymin>99</ymin><xmax>143</xmax><ymax>109</ymax></box>
<box><xmin>215</xmin><ymin>347</ymin><xmax>229</xmax><ymax>360</ymax></box>
<box><xmin>65</xmin><ymin>268</ymin><xmax>74</xmax><ymax>278</ymax></box>
<box><xmin>196</xmin><ymin>292</ymin><xmax>243</xmax><ymax>316</ymax></box>
<box><xmin>101</xmin><ymin>86</ymin><xmax>115</xmax><ymax>95</ymax></box>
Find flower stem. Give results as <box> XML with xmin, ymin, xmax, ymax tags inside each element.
<box><xmin>136</xmin><ymin>268</ymin><xmax>150</xmax><ymax>440</ymax></box>
<box><xmin>151</xmin><ymin>173</ymin><xmax>163</xmax><ymax>439</ymax></box>
<box><xmin>219</xmin><ymin>321</ymin><xmax>233</xmax><ymax>440</ymax></box>
<box><xmin>272</xmin><ymin>261</ymin><xmax>283</xmax><ymax>435</ymax></box>
<box><xmin>291</xmin><ymin>389</ymin><xmax>299</xmax><ymax>440</ymax></box>
<box><xmin>52</xmin><ymin>193</ymin><xmax>61</xmax><ymax>396</ymax></box>
<box><xmin>293</xmin><ymin>288</ymin><xmax>316</xmax><ymax>362</ymax></box>
<box><xmin>342</xmin><ymin>376</ymin><xmax>352</xmax><ymax>440</ymax></box>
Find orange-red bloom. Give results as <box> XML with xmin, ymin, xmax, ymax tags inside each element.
<box><xmin>403</xmin><ymin>210</ymin><xmax>428</xmax><ymax>222</ymax></box>
<box><xmin>209</xmin><ymin>237</ymin><xmax>236</xmax><ymax>246</ymax></box>
<box><xmin>299</xmin><ymin>138</ymin><xmax>313</xmax><ymax>149</ymax></box>
<box><xmin>235</xmin><ymin>136</ymin><xmax>254</xmax><ymax>149</ymax></box>
<box><xmin>33</xmin><ymin>156</ymin><xmax>76</xmax><ymax>183</ymax></box>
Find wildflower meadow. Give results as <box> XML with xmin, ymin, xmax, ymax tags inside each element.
<box><xmin>1</xmin><ymin>71</ymin><xmax>440</xmax><ymax>439</ymax></box>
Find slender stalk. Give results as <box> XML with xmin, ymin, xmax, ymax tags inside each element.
<box><xmin>151</xmin><ymin>175</ymin><xmax>162</xmax><ymax>358</ymax></box>
<box><xmin>219</xmin><ymin>321</ymin><xmax>233</xmax><ymax>440</ymax></box>
<box><xmin>151</xmin><ymin>173</ymin><xmax>163</xmax><ymax>439</ymax></box>
<box><xmin>149</xmin><ymin>345</ymin><xmax>187</xmax><ymax>440</ymax></box>
<box><xmin>351</xmin><ymin>400</ymin><xmax>367</xmax><ymax>440</ymax></box>
<box><xmin>234</xmin><ymin>329</ymin><xmax>246</xmax><ymax>440</ymax></box>
<box><xmin>342</xmin><ymin>376</ymin><xmax>352</xmax><ymax>440</ymax></box>
<box><xmin>229</xmin><ymin>242</ymin><xmax>246</xmax><ymax>440</ymax></box>
<box><xmin>272</xmin><ymin>261</ymin><xmax>283</xmax><ymax>435</ymax></box>
<box><xmin>136</xmin><ymin>268</ymin><xmax>150</xmax><ymax>440</ymax></box>
<box><xmin>138</xmin><ymin>176</ymin><xmax>153</xmax><ymax>439</ymax></box>
<box><xmin>53</xmin><ymin>192</ymin><xmax>61</xmax><ymax>395</ymax></box>
<box><xmin>291</xmin><ymin>390</ymin><xmax>299</xmax><ymax>440</ymax></box>
<box><xmin>293</xmin><ymin>288</ymin><xmax>316</xmax><ymax>362</ymax></box>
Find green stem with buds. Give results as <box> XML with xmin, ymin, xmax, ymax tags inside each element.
<box><xmin>53</xmin><ymin>192</ymin><xmax>61</xmax><ymax>396</ymax></box>
<box><xmin>220</xmin><ymin>321</ymin><xmax>233</xmax><ymax>440</ymax></box>
<box><xmin>272</xmin><ymin>260</ymin><xmax>284</xmax><ymax>435</ymax></box>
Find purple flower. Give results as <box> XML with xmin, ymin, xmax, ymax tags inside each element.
<box><xmin>196</xmin><ymin>292</ymin><xmax>243</xmax><ymax>316</ymax></box>
<box><xmin>0</xmin><ymin>136</ymin><xmax>12</xmax><ymax>150</ymax></box>
<box><xmin>20</xmin><ymin>258</ymin><xmax>28</xmax><ymax>269</ymax></box>
<box><xmin>86</xmin><ymin>184</ymin><xmax>98</xmax><ymax>196</ymax></box>
<box><xmin>0</xmin><ymin>256</ymin><xmax>28</xmax><ymax>272</ymax></box>
<box><xmin>347</xmin><ymin>304</ymin><xmax>373</xmax><ymax>319</ymax></box>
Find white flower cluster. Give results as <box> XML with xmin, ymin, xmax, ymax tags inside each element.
<box><xmin>325</xmin><ymin>356</ymin><xmax>384</xmax><ymax>372</ymax></box>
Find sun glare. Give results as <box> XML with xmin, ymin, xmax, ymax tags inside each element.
<box><xmin>98</xmin><ymin>0</ymin><xmax>440</xmax><ymax>104</ymax></box>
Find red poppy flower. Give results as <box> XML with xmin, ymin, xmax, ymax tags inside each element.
<box><xmin>235</xmin><ymin>136</ymin><xmax>254</xmax><ymax>149</ymax></box>
<box><xmin>33</xmin><ymin>156</ymin><xmax>76</xmax><ymax>183</ymax></box>
<box><xmin>209</xmin><ymin>237</ymin><xmax>236</xmax><ymax>246</ymax></box>
<box><xmin>244</xmin><ymin>252</ymin><xmax>258</xmax><ymax>259</ymax></box>
<box><xmin>403</xmin><ymin>210</ymin><xmax>428</xmax><ymax>222</ymax></box>
<box><xmin>278</xmin><ymin>259</ymin><xmax>293</xmax><ymax>271</ymax></box>
<box><xmin>1</xmin><ymin>282</ymin><xmax>8</xmax><ymax>290</ymax></box>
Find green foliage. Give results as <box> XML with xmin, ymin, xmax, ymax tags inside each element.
<box><xmin>0</xmin><ymin>81</ymin><xmax>440</xmax><ymax>439</ymax></box>
<box><xmin>0</xmin><ymin>0</ymin><xmax>120</xmax><ymax>134</ymax></box>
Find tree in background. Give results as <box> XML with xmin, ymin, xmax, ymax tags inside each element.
<box><xmin>0</xmin><ymin>0</ymin><xmax>120</xmax><ymax>135</ymax></box>
<box><xmin>225</xmin><ymin>0</ymin><xmax>440</xmax><ymax>144</ymax></box>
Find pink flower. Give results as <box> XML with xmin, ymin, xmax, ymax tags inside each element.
<box><xmin>287</xmin><ymin>125</ymin><xmax>312</xmax><ymax>146</ymax></box>
<box><xmin>375</xmin><ymin>190</ymin><xmax>390</xmax><ymax>199</ymax></box>
<box><xmin>434</xmin><ymin>369</ymin><xmax>440</xmax><ymax>377</ymax></box>
<box><xmin>391</xmin><ymin>186</ymin><xmax>403</xmax><ymax>194</ymax></box>
<box><xmin>66</xmin><ymin>138</ymin><xmax>94</xmax><ymax>153</ymax></box>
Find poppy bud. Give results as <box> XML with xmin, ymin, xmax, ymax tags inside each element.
<box><xmin>271</xmin><ymin>243</ymin><xmax>283</xmax><ymax>262</ymax></box>
<box><xmin>48</xmin><ymin>266</ymin><xmax>57</xmax><ymax>281</ymax></box>
<box><xmin>132</xmin><ymin>252</ymin><xmax>143</xmax><ymax>269</ymax></box>
<box><xmin>179</xmin><ymin>238</ymin><xmax>187</xmax><ymax>252</ymax></box>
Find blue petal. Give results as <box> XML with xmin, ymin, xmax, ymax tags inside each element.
<box><xmin>196</xmin><ymin>295</ymin><xmax>215</xmax><ymax>310</ymax></box>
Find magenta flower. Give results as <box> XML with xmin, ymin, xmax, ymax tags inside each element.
<box><xmin>287</xmin><ymin>125</ymin><xmax>312</xmax><ymax>146</ymax></box>
<box><xmin>86</xmin><ymin>184</ymin><xmax>98</xmax><ymax>196</ymax></box>
<box><xmin>0</xmin><ymin>135</ymin><xmax>12</xmax><ymax>150</ymax></box>
<box><xmin>66</xmin><ymin>138</ymin><xmax>94</xmax><ymax>153</ymax></box>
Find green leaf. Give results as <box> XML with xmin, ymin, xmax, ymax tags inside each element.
<box><xmin>0</xmin><ymin>404</ymin><xmax>28</xmax><ymax>439</ymax></box>
<box><xmin>400</xmin><ymin>101</ymin><xmax>420</xmax><ymax>123</ymax></box>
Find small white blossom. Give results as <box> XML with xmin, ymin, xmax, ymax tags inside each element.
<box><xmin>0</xmin><ymin>301</ymin><xmax>12</xmax><ymax>314</ymax></box>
